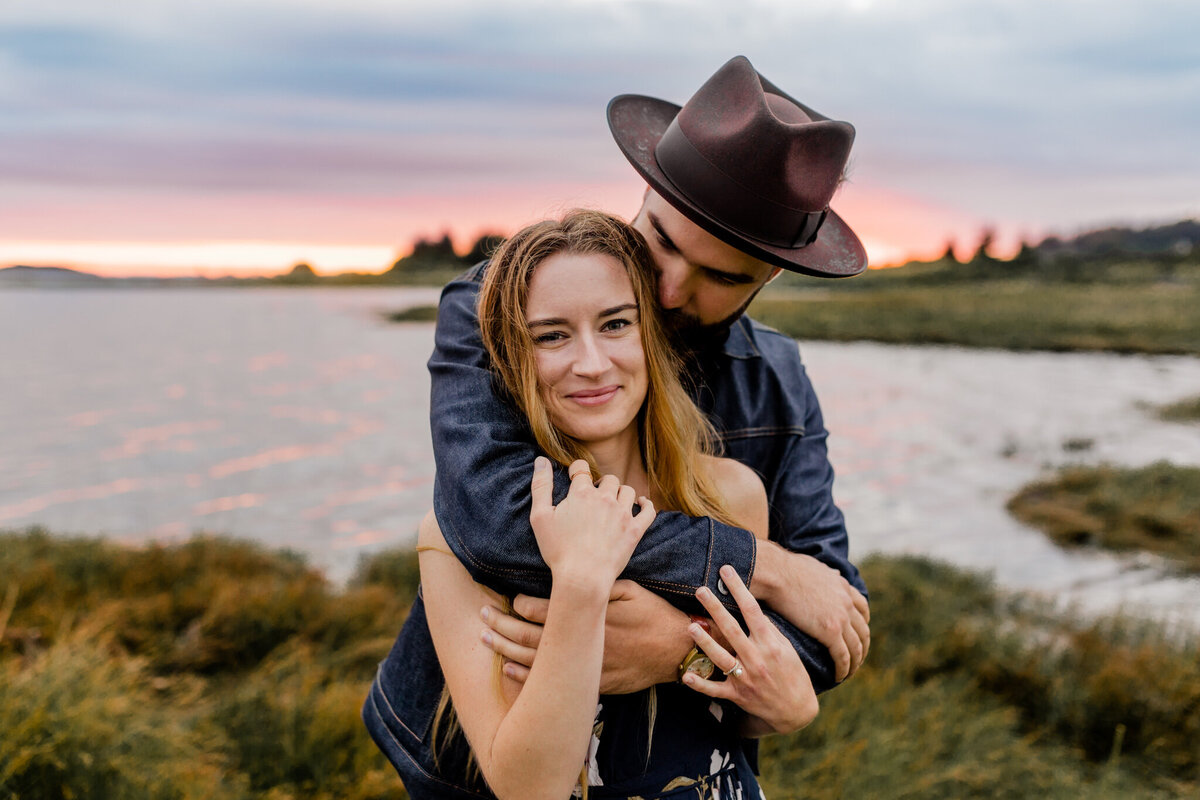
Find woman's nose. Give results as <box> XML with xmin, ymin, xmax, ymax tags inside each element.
<box><xmin>572</xmin><ymin>334</ymin><xmax>612</xmax><ymax>376</ymax></box>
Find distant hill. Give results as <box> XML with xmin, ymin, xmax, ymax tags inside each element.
<box><xmin>1038</xmin><ymin>219</ymin><xmax>1199</xmax><ymax>259</ymax></box>
<box><xmin>0</xmin><ymin>265</ymin><xmax>106</xmax><ymax>286</ymax></box>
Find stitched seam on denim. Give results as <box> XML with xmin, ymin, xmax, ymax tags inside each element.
<box><xmin>368</xmin><ymin>690</ymin><xmax>494</xmax><ymax>798</ymax></box>
<box><xmin>705</xmin><ymin>516</ymin><xmax>715</xmax><ymax>594</ymax></box>
<box><xmin>635</xmin><ymin>579</ymin><xmax>699</xmax><ymax>594</ymax></box>
<box><xmin>372</xmin><ymin>667</ymin><xmax>424</xmax><ymax>743</ymax></box>
<box><xmin>720</xmin><ymin>427</ymin><xmax>805</xmax><ymax>440</ymax></box>
<box><xmin>438</xmin><ymin>509</ymin><xmax>546</xmax><ymax>581</ymax></box>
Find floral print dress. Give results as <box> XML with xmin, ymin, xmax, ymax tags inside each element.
<box><xmin>571</xmin><ymin>683</ymin><xmax>765</xmax><ymax>800</ymax></box>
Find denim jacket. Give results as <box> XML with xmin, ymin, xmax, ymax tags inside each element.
<box><xmin>364</xmin><ymin>263</ymin><xmax>866</xmax><ymax>797</ymax></box>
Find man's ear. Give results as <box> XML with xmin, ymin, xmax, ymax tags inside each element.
<box><xmin>766</xmin><ymin>267</ymin><xmax>784</xmax><ymax>284</ymax></box>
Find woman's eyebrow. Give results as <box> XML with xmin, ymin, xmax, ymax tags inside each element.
<box><xmin>599</xmin><ymin>303</ymin><xmax>638</xmax><ymax>317</ymax></box>
<box><xmin>527</xmin><ymin>317</ymin><xmax>566</xmax><ymax>328</ymax></box>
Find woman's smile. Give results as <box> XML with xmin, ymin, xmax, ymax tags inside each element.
<box><xmin>565</xmin><ymin>385</ymin><xmax>621</xmax><ymax>406</ymax></box>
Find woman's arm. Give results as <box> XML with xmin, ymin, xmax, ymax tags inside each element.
<box><xmin>421</xmin><ymin>459</ymin><xmax>655</xmax><ymax>800</ymax></box>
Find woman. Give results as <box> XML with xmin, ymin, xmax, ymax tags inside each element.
<box><xmin>418</xmin><ymin>210</ymin><xmax>817</xmax><ymax>799</ymax></box>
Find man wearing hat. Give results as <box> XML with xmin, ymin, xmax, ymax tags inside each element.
<box><xmin>365</xmin><ymin>56</ymin><xmax>869</xmax><ymax>797</ymax></box>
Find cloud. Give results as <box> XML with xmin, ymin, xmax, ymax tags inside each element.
<box><xmin>1</xmin><ymin>0</ymin><xmax>1197</xmax><ymax>265</ymax></box>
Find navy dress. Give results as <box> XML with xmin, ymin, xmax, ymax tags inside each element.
<box><xmin>572</xmin><ymin>683</ymin><xmax>763</xmax><ymax>799</ymax></box>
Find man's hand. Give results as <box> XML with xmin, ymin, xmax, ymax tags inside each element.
<box><xmin>480</xmin><ymin>579</ymin><xmax>693</xmax><ymax>694</ymax></box>
<box><xmin>751</xmin><ymin>540</ymin><xmax>870</xmax><ymax>682</ymax></box>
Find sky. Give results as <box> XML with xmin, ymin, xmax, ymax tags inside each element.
<box><xmin>2</xmin><ymin>0</ymin><xmax>1198</xmax><ymax>276</ymax></box>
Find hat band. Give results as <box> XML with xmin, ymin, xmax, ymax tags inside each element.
<box><xmin>655</xmin><ymin>118</ymin><xmax>827</xmax><ymax>249</ymax></box>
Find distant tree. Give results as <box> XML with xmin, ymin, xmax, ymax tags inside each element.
<box><xmin>389</xmin><ymin>232</ymin><xmax>460</xmax><ymax>273</ymax></box>
<box><xmin>969</xmin><ymin>227</ymin><xmax>998</xmax><ymax>265</ymax></box>
<box><xmin>1009</xmin><ymin>240</ymin><xmax>1036</xmax><ymax>267</ymax></box>
<box><xmin>462</xmin><ymin>232</ymin><xmax>507</xmax><ymax>265</ymax></box>
<box><xmin>280</xmin><ymin>262</ymin><xmax>317</xmax><ymax>284</ymax></box>
<box><xmin>940</xmin><ymin>239</ymin><xmax>958</xmax><ymax>264</ymax></box>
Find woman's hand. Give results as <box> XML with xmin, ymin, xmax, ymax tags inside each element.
<box><xmin>682</xmin><ymin>565</ymin><xmax>819</xmax><ymax>736</ymax></box>
<box><xmin>528</xmin><ymin>457</ymin><xmax>655</xmax><ymax>591</ymax></box>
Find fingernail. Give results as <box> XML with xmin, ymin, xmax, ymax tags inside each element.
<box><xmin>720</xmin><ymin>565</ymin><xmax>736</xmax><ymax>580</ymax></box>
<box><xmin>697</xmin><ymin>587</ymin><xmax>711</xmax><ymax>600</ymax></box>
<box><xmin>503</xmin><ymin>663</ymin><xmax>515</xmax><ymax>678</ymax></box>
<box><xmin>480</xmin><ymin>631</ymin><xmax>492</xmax><ymax>646</ymax></box>
<box><xmin>534</xmin><ymin>456</ymin><xmax>548</xmax><ymax>470</ymax></box>
<box><xmin>480</xmin><ymin>606</ymin><xmax>489</xmax><ymax>621</ymax></box>
<box><xmin>688</xmin><ymin>622</ymin><xmax>703</xmax><ymax>637</ymax></box>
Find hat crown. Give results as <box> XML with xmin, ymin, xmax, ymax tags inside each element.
<box><xmin>605</xmin><ymin>54</ymin><xmax>867</xmax><ymax>276</ymax></box>
<box><xmin>672</xmin><ymin>56</ymin><xmax>854</xmax><ymax>213</ymax></box>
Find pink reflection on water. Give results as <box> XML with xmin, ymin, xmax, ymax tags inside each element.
<box><xmin>209</xmin><ymin>443</ymin><xmax>334</xmax><ymax>478</ymax></box>
<box><xmin>269</xmin><ymin>405</ymin><xmax>344</xmax><ymax>425</ymax></box>
<box><xmin>301</xmin><ymin>476</ymin><xmax>433</xmax><ymax>520</ymax></box>
<box><xmin>247</xmin><ymin>352</ymin><xmax>290</xmax><ymax>372</ymax></box>
<box><xmin>69</xmin><ymin>410</ymin><xmax>119</xmax><ymax>427</ymax></box>
<box><xmin>331</xmin><ymin>529</ymin><xmax>401</xmax><ymax>550</ymax></box>
<box><xmin>147</xmin><ymin>521</ymin><xmax>189</xmax><ymax>540</ymax></box>
<box><xmin>0</xmin><ymin>478</ymin><xmax>146</xmax><ymax>522</ymax></box>
<box><xmin>101</xmin><ymin>419</ymin><xmax>223</xmax><ymax>461</ymax></box>
<box><xmin>193</xmin><ymin>493</ymin><xmax>266</xmax><ymax>515</ymax></box>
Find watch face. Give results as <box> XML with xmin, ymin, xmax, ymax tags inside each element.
<box><xmin>683</xmin><ymin>650</ymin><xmax>715</xmax><ymax>680</ymax></box>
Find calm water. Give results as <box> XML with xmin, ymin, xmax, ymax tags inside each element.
<box><xmin>3</xmin><ymin>287</ymin><xmax>1200</xmax><ymax>626</ymax></box>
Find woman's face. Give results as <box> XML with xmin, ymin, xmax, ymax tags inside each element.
<box><xmin>524</xmin><ymin>251</ymin><xmax>649</xmax><ymax>448</ymax></box>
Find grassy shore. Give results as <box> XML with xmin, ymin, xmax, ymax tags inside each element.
<box><xmin>1156</xmin><ymin>394</ymin><xmax>1200</xmax><ymax>422</ymax></box>
<box><xmin>3</xmin><ymin>529</ymin><xmax>1198</xmax><ymax>798</ymax></box>
<box><xmin>1008</xmin><ymin>461</ymin><xmax>1200</xmax><ymax>572</ymax></box>
<box><xmin>750</xmin><ymin>278</ymin><xmax>1200</xmax><ymax>355</ymax></box>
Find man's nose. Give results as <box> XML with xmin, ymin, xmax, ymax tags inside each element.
<box><xmin>656</xmin><ymin>260</ymin><xmax>691</xmax><ymax>310</ymax></box>
<box><xmin>572</xmin><ymin>334</ymin><xmax>612</xmax><ymax>376</ymax></box>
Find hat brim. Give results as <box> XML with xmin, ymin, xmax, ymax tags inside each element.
<box><xmin>607</xmin><ymin>94</ymin><xmax>867</xmax><ymax>278</ymax></box>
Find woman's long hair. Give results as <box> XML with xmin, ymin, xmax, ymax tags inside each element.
<box><xmin>477</xmin><ymin>209</ymin><xmax>735</xmax><ymax>526</ymax></box>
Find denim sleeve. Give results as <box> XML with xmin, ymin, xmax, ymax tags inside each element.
<box><xmin>757</xmin><ymin>364</ymin><xmax>867</xmax><ymax>693</ymax></box>
<box><xmin>428</xmin><ymin>269</ymin><xmax>756</xmax><ymax>610</ymax></box>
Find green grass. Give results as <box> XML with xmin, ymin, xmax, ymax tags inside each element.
<box><xmin>750</xmin><ymin>280</ymin><xmax>1200</xmax><ymax>354</ymax></box>
<box><xmin>1156</xmin><ymin>395</ymin><xmax>1200</xmax><ymax>423</ymax></box>
<box><xmin>0</xmin><ymin>529</ymin><xmax>414</xmax><ymax>800</ymax></box>
<box><xmin>758</xmin><ymin>556</ymin><xmax>1200</xmax><ymax>798</ymax></box>
<box><xmin>384</xmin><ymin>305</ymin><xmax>438</xmax><ymax>323</ymax></box>
<box><xmin>1007</xmin><ymin>462</ymin><xmax>1200</xmax><ymax>572</ymax></box>
<box><xmin>3</xmin><ymin>529</ymin><xmax>1199</xmax><ymax>798</ymax></box>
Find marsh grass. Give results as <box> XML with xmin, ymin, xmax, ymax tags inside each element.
<box><xmin>384</xmin><ymin>305</ymin><xmax>438</xmax><ymax>323</ymax></box>
<box><xmin>750</xmin><ymin>280</ymin><xmax>1200</xmax><ymax>354</ymax></box>
<box><xmin>759</xmin><ymin>556</ymin><xmax>1200</xmax><ymax>798</ymax></box>
<box><xmin>1156</xmin><ymin>395</ymin><xmax>1200</xmax><ymax>423</ymax></box>
<box><xmin>3</xmin><ymin>531</ymin><xmax>1199</xmax><ymax>797</ymax></box>
<box><xmin>1007</xmin><ymin>461</ymin><xmax>1200</xmax><ymax>570</ymax></box>
<box><xmin>0</xmin><ymin>529</ymin><xmax>415</xmax><ymax>799</ymax></box>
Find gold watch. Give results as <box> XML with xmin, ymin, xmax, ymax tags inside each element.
<box><xmin>677</xmin><ymin>615</ymin><xmax>714</xmax><ymax>682</ymax></box>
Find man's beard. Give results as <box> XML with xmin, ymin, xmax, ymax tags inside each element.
<box><xmin>661</xmin><ymin>292</ymin><xmax>758</xmax><ymax>355</ymax></box>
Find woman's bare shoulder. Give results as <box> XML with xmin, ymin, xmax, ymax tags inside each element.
<box><xmin>700</xmin><ymin>455</ymin><xmax>769</xmax><ymax>539</ymax></box>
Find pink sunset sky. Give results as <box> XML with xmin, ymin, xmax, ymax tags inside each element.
<box><xmin>3</xmin><ymin>0</ymin><xmax>1197</xmax><ymax>277</ymax></box>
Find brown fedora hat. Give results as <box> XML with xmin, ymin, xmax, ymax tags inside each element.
<box><xmin>608</xmin><ymin>56</ymin><xmax>867</xmax><ymax>277</ymax></box>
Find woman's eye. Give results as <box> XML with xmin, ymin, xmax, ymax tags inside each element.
<box><xmin>602</xmin><ymin>318</ymin><xmax>633</xmax><ymax>332</ymax></box>
<box><xmin>533</xmin><ymin>331</ymin><xmax>565</xmax><ymax>344</ymax></box>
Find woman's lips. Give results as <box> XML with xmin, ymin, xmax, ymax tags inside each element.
<box><xmin>567</xmin><ymin>386</ymin><xmax>620</xmax><ymax>406</ymax></box>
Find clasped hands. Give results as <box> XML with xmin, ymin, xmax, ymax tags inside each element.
<box><xmin>483</xmin><ymin>457</ymin><xmax>869</xmax><ymax>731</ymax></box>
